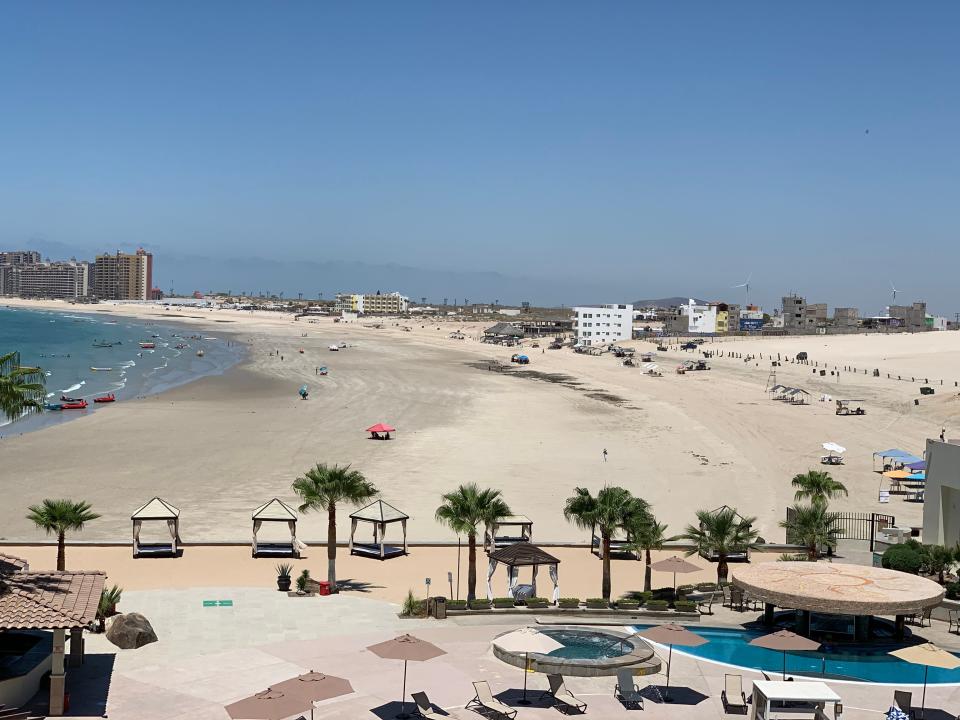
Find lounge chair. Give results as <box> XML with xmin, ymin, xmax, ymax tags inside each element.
<box><xmin>540</xmin><ymin>674</ymin><xmax>587</xmax><ymax>714</ymax></box>
<box><xmin>411</xmin><ymin>691</ymin><xmax>443</xmax><ymax>718</ymax></box>
<box><xmin>949</xmin><ymin>609</ymin><xmax>960</xmax><ymax>634</ymax></box>
<box><xmin>893</xmin><ymin>690</ymin><xmax>913</xmax><ymax>718</ymax></box>
<box><xmin>698</xmin><ymin>590</ymin><xmax>720</xmax><ymax>615</ymax></box>
<box><xmin>722</xmin><ymin>674</ymin><xmax>747</xmax><ymax>714</ymax></box>
<box><xmin>467</xmin><ymin>681</ymin><xmax>517</xmax><ymax>719</ymax></box>
<box><xmin>614</xmin><ymin>668</ymin><xmax>643</xmax><ymax>709</ymax></box>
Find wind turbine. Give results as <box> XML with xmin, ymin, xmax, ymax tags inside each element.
<box><xmin>890</xmin><ymin>281</ymin><xmax>900</xmax><ymax>305</ymax></box>
<box><xmin>732</xmin><ymin>273</ymin><xmax>752</xmax><ymax>306</ymax></box>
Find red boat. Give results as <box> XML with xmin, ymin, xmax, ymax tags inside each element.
<box><xmin>93</xmin><ymin>394</ymin><xmax>115</xmax><ymax>403</ymax></box>
<box><xmin>62</xmin><ymin>400</ymin><xmax>88</xmax><ymax>410</ymax></box>
<box><xmin>139</xmin><ymin>342</ymin><xmax>156</xmax><ymax>349</ymax></box>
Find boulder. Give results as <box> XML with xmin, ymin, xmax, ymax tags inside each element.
<box><xmin>106</xmin><ymin>612</ymin><xmax>158</xmax><ymax>649</ymax></box>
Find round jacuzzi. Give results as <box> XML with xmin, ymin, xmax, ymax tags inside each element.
<box><xmin>492</xmin><ymin>626</ymin><xmax>661</xmax><ymax>678</ymax></box>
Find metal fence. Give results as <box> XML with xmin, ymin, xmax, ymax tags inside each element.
<box><xmin>785</xmin><ymin>509</ymin><xmax>895</xmax><ymax>552</ymax></box>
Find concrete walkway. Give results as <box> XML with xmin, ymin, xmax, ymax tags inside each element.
<box><xmin>62</xmin><ymin>588</ymin><xmax>960</xmax><ymax>720</ymax></box>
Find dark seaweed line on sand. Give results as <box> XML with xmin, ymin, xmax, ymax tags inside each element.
<box><xmin>465</xmin><ymin>362</ymin><xmax>638</xmax><ymax>409</ymax></box>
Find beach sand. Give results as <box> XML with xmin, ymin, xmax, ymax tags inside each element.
<box><xmin>2</xmin><ymin>297</ymin><xmax>956</xmax><ymax>547</ymax></box>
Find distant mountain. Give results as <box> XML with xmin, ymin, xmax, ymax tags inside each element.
<box><xmin>633</xmin><ymin>296</ymin><xmax>704</xmax><ymax>308</ymax></box>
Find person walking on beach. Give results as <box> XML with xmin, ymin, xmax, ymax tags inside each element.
<box><xmin>941</xmin><ymin>427</ymin><xmax>946</xmax><ymax>442</ymax></box>
<box><xmin>602</xmin><ymin>448</ymin><xmax>608</xmax><ymax>462</ymax></box>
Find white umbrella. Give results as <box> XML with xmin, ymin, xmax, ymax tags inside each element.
<box><xmin>493</xmin><ymin>628</ymin><xmax>563</xmax><ymax>704</ymax></box>
<box><xmin>889</xmin><ymin>643</ymin><xmax>960</xmax><ymax>718</ymax></box>
<box><xmin>822</xmin><ymin>442</ymin><xmax>846</xmax><ymax>455</ymax></box>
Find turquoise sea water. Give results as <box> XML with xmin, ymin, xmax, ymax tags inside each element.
<box><xmin>630</xmin><ymin>624</ymin><xmax>960</xmax><ymax>685</ymax></box>
<box><xmin>0</xmin><ymin>305</ymin><xmax>241</xmax><ymax>436</ymax></box>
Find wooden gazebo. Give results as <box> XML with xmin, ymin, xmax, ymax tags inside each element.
<box><xmin>484</xmin><ymin>515</ymin><xmax>533</xmax><ymax>552</ymax></box>
<box><xmin>348</xmin><ymin>500</ymin><xmax>408</xmax><ymax>559</ymax></box>
<box><xmin>486</xmin><ymin>542</ymin><xmax>560</xmax><ymax>603</ymax></box>
<box><xmin>252</xmin><ymin>498</ymin><xmax>300</xmax><ymax>558</ymax></box>
<box><xmin>132</xmin><ymin>497</ymin><xmax>181</xmax><ymax>558</ymax></box>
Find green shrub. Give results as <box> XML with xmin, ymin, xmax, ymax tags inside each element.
<box><xmin>586</xmin><ymin>598</ymin><xmax>609</xmax><ymax>608</ymax></box>
<box><xmin>882</xmin><ymin>544</ymin><xmax>924</xmax><ymax>574</ymax></box>
<box><xmin>447</xmin><ymin>600</ymin><xmax>467</xmax><ymax>610</ymax></box>
<box><xmin>296</xmin><ymin>569</ymin><xmax>311</xmax><ymax>593</ymax></box>
<box><xmin>558</xmin><ymin>597</ymin><xmax>580</xmax><ymax>608</ymax></box>
<box><xmin>677</xmin><ymin>584</ymin><xmax>695</xmax><ymax>595</ymax></box>
<box><xmin>493</xmin><ymin>597</ymin><xmax>516</xmax><ymax>608</ymax></box>
<box><xmin>946</xmin><ymin>582</ymin><xmax>960</xmax><ymax>600</ymax></box>
<box><xmin>469</xmin><ymin>599</ymin><xmax>492</xmax><ymax>610</ymax></box>
<box><xmin>695</xmin><ymin>582</ymin><xmax>717</xmax><ymax>592</ymax></box>
<box><xmin>617</xmin><ymin>599</ymin><xmax>640</xmax><ymax>609</ymax></box>
<box><xmin>524</xmin><ymin>597</ymin><xmax>549</xmax><ymax>607</ymax></box>
<box><xmin>645</xmin><ymin>599</ymin><xmax>669</xmax><ymax>611</ymax></box>
<box><xmin>674</xmin><ymin>600</ymin><xmax>697</xmax><ymax>613</ymax></box>
<box><xmin>401</xmin><ymin>589</ymin><xmax>426</xmax><ymax>616</ymax></box>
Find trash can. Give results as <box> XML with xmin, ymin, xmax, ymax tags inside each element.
<box><xmin>317</xmin><ymin>581</ymin><xmax>331</xmax><ymax>596</ymax></box>
<box><xmin>433</xmin><ymin>596</ymin><xmax>447</xmax><ymax>620</ymax></box>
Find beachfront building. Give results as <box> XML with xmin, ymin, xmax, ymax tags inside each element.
<box><xmin>833</xmin><ymin>307</ymin><xmax>860</xmax><ymax>329</ymax></box>
<box><xmin>572</xmin><ymin>304</ymin><xmax>632</xmax><ymax>346</ymax></box>
<box><xmin>926</xmin><ymin>314</ymin><xmax>948</xmax><ymax>331</ymax></box>
<box><xmin>15</xmin><ymin>261</ymin><xmax>90</xmax><ymax>299</ymax></box>
<box><xmin>888</xmin><ymin>302</ymin><xmax>928</xmax><ymax>331</ymax></box>
<box><xmin>740</xmin><ymin>304</ymin><xmax>764</xmax><ymax>331</ymax></box>
<box><xmin>335</xmin><ymin>293</ymin><xmax>363</xmax><ymax>314</ymax></box>
<box><xmin>362</xmin><ymin>291</ymin><xmax>409</xmax><ymax>314</ymax></box>
<box><xmin>93</xmin><ymin>248</ymin><xmax>153</xmax><ymax>301</ymax></box>
<box><xmin>0</xmin><ymin>250</ymin><xmax>41</xmax><ymax>265</ymax></box>
<box><xmin>922</xmin><ymin>439</ymin><xmax>960</xmax><ymax>547</ymax></box>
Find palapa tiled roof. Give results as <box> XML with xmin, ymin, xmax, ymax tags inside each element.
<box><xmin>0</xmin><ymin>570</ymin><xmax>106</xmax><ymax>630</ymax></box>
<box><xmin>0</xmin><ymin>553</ymin><xmax>29</xmax><ymax>574</ymax></box>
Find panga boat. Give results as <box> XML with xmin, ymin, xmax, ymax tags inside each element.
<box><xmin>93</xmin><ymin>393</ymin><xmax>115</xmax><ymax>403</ymax></box>
<box><xmin>60</xmin><ymin>395</ymin><xmax>81</xmax><ymax>402</ymax></box>
<box><xmin>92</xmin><ymin>340</ymin><xmax>121</xmax><ymax>348</ymax></box>
<box><xmin>62</xmin><ymin>400</ymin><xmax>88</xmax><ymax>410</ymax></box>
<box><xmin>44</xmin><ymin>402</ymin><xmax>64</xmax><ymax>411</ymax></box>
<box><xmin>139</xmin><ymin>342</ymin><xmax>156</xmax><ymax>349</ymax></box>
<box><xmin>90</xmin><ymin>367</ymin><xmax>113</xmax><ymax>371</ymax></box>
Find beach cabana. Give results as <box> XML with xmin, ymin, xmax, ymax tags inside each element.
<box><xmin>132</xmin><ymin>497</ymin><xmax>181</xmax><ymax>557</ymax></box>
<box><xmin>251</xmin><ymin>498</ymin><xmax>300</xmax><ymax>558</ymax></box>
<box><xmin>367</xmin><ymin>422</ymin><xmax>395</xmax><ymax>440</ymax></box>
<box><xmin>349</xmin><ymin>500</ymin><xmax>408</xmax><ymax>559</ymax></box>
<box><xmin>487</xmin><ymin>542</ymin><xmax>560</xmax><ymax>603</ymax></box>
<box><xmin>873</xmin><ymin>449</ymin><xmax>921</xmax><ymax>471</ymax></box>
<box><xmin>484</xmin><ymin>515</ymin><xmax>533</xmax><ymax>552</ymax></box>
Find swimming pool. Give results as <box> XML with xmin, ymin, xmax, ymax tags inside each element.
<box><xmin>629</xmin><ymin>625</ymin><xmax>960</xmax><ymax>685</ymax></box>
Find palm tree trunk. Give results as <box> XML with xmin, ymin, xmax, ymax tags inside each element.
<box><xmin>717</xmin><ymin>553</ymin><xmax>728</xmax><ymax>584</ymax></box>
<box><xmin>57</xmin><ymin>531</ymin><xmax>66</xmax><ymax>571</ymax></box>
<box><xmin>602</xmin><ymin>533</ymin><xmax>611</xmax><ymax>601</ymax></box>
<box><xmin>644</xmin><ymin>548</ymin><xmax>652</xmax><ymax>592</ymax></box>
<box><xmin>808</xmin><ymin>543</ymin><xmax>818</xmax><ymax>561</ymax></box>
<box><xmin>327</xmin><ymin>502</ymin><xmax>337</xmax><ymax>593</ymax></box>
<box><xmin>467</xmin><ymin>532</ymin><xmax>477</xmax><ymax>602</ymax></box>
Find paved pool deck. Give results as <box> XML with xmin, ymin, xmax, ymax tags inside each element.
<box><xmin>61</xmin><ymin>588</ymin><xmax>960</xmax><ymax>720</ymax></box>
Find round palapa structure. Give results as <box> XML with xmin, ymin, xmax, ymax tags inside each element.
<box><xmin>732</xmin><ymin>562</ymin><xmax>944</xmax><ymax>617</ymax></box>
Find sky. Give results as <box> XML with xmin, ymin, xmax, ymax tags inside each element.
<box><xmin>1</xmin><ymin>2</ymin><xmax>958</xmax><ymax>312</ymax></box>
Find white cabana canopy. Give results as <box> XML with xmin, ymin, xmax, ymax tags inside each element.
<box><xmin>132</xmin><ymin>497</ymin><xmax>180</xmax><ymax>557</ymax></box>
<box><xmin>349</xmin><ymin>500</ymin><xmax>409</xmax><ymax>559</ymax></box>
<box><xmin>484</xmin><ymin>515</ymin><xmax>533</xmax><ymax>552</ymax></box>
<box><xmin>251</xmin><ymin>498</ymin><xmax>300</xmax><ymax>558</ymax></box>
<box><xmin>487</xmin><ymin>542</ymin><xmax>560</xmax><ymax>604</ymax></box>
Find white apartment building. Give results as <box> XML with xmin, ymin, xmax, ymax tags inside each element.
<box><xmin>573</xmin><ymin>304</ymin><xmax>633</xmax><ymax>346</ymax></box>
<box><xmin>9</xmin><ymin>261</ymin><xmax>89</xmax><ymax>299</ymax></box>
<box><xmin>678</xmin><ymin>299</ymin><xmax>717</xmax><ymax>334</ymax></box>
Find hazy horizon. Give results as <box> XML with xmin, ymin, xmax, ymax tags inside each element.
<box><xmin>2</xmin><ymin>2</ymin><xmax>957</xmax><ymax>314</ymax></box>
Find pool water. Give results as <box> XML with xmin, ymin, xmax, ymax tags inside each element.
<box><xmin>630</xmin><ymin>625</ymin><xmax>960</xmax><ymax>685</ymax></box>
<box><xmin>541</xmin><ymin>629</ymin><xmax>631</xmax><ymax>660</ymax></box>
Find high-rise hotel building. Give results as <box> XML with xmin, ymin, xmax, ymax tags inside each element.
<box><xmin>93</xmin><ymin>249</ymin><xmax>153</xmax><ymax>300</ymax></box>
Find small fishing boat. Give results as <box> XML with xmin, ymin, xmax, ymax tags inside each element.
<box><xmin>139</xmin><ymin>342</ymin><xmax>156</xmax><ymax>349</ymax></box>
<box><xmin>93</xmin><ymin>393</ymin><xmax>116</xmax><ymax>403</ymax></box>
<box><xmin>44</xmin><ymin>402</ymin><xmax>64</xmax><ymax>411</ymax></box>
<box><xmin>318</xmin><ymin>366</ymin><xmax>328</xmax><ymax>376</ymax></box>
<box><xmin>60</xmin><ymin>395</ymin><xmax>81</xmax><ymax>402</ymax></box>
<box><xmin>175</xmin><ymin>343</ymin><xmax>187</xmax><ymax>349</ymax></box>
<box><xmin>92</xmin><ymin>341</ymin><xmax>120</xmax><ymax>348</ymax></box>
<box><xmin>196</xmin><ymin>349</ymin><xmax>205</xmax><ymax>357</ymax></box>
<box><xmin>90</xmin><ymin>367</ymin><xmax>113</xmax><ymax>371</ymax></box>
<box><xmin>62</xmin><ymin>400</ymin><xmax>88</xmax><ymax>410</ymax></box>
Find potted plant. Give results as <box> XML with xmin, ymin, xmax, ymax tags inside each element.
<box><xmin>96</xmin><ymin>584</ymin><xmax>123</xmax><ymax>632</ymax></box>
<box><xmin>469</xmin><ymin>598</ymin><xmax>492</xmax><ymax>610</ymax></box>
<box><xmin>493</xmin><ymin>597</ymin><xmax>516</xmax><ymax>609</ymax></box>
<box><xmin>617</xmin><ymin>598</ymin><xmax>640</xmax><ymax>610</ymax></box>
<box><xmin>295</xmin><ymin>569</ymin><xmax>311</xmax><ymax>594</ymax></box>
<box><xmin>558</xmin><ymin>597</ymin><xmax>581</xmax><ymax>609</ymax></box>
<box><xmin>674</xmin><ymin>600</ymin><xmax>698</xmax><ymax>613</ymax></box>
<box><xmin>586</xmin><ymin>598</ymin><xmax>609</xmax><ymax>609</ymax></box>
<box><xmin>447</xmin><ymin>599</ymin><xmax>468</xmax><ymax>610</ymax></box>
<box><xmin>645</xmin><ymin>599</ymin><xmax>669</xmax><ymax>612</ymax></box>
<box><xmin>524</xmin><ymin>597</ymin><xmax>549</xmax><ymax>609</ymax></box>
<box><xmin>276</xmin><ymin>563</ymin><xmax>293</xmax><ymax>592</ymax></box>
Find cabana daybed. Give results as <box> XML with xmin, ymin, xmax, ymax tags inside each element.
<box><xmin>484</xmin><ymin>515</ymin><xmax>533</xmax><ymax>552</ymax></box>
<box><xmin>252</xmin><ymin>498</ymin><xmax>300</xmax><ymax>558</ymax></box>
<box><xmin>349</xmin><ymin>500</ymin><xmax>409</xmax><ymax>559</ymax></box>
<box><xmin>132</xmin><ymin>497</ymin><xmax>181</xmax><ymax>558</ymax></box>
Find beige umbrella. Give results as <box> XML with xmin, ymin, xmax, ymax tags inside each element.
<box><xmin>649</xmin><ymin>555</ymin><xmax>700</xmax><ymax>591</ymax></box>
<box><xmin>225</xmin><ymin>671</ymin><xmax>353</xmax><ymax>720</ymax></box>
<box><xmin>367</xmin><ymin>634</ymin><xmax>447</xmax><ymax>719</ymax></box>
<box><xmin>889</xmin><ymin>643</ymin><xmax>960</xmax><ymax>718</ymax></box>
<box><xmin>637</xmin><ymin>624</ymin><xmax>707</xmax><ymax>701</ymax></box>
<box><xmin>749</xmin><ymin>630</ymin><xmax>821</xmax><ymax>679</ymax></box>
<box><xmin>493</xmin><ymin>627</ymin><xmax>564</xmax><ymax>704</ymax></box>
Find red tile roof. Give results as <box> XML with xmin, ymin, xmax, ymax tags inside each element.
<box><xmin>0</xmin><ymin>571</ymin><xmax>106</xmax><ymax>630</ymax></box>
<box><xmin>0</xmin><ymin>553</ymin><xmax>29</xmax><ymax>573</ymax></box>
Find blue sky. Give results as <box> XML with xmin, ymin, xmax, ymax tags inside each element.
<box><xmin>1</xmin><ymin>2</ymin><xmax>957</xmax><ymax>311</ymax></box>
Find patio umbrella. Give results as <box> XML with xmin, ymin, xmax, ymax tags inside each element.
<box><xmin>822</xmin><ymin>442</ymin><xmax>846</xmax><ymax>455</ymax></box>
<box><xmin>366</xmin><ymin>423</ymin><xmax>396</xmax><ymax>433</ymax></box>
<box><xmin>650</xmin><ymin>555</ymin><xmax>700</xmax><ymax>591</ymax></box>
<box><xmin>225</xmin><ymin>671</ymin><xmax>353</xmax><ymax>720</ymax></box>
<box><xmin>493</xmin><ymin>627</ymin><xmax>563</xmax><ymax>704</ymax></box>
<box><xmin>367</xmin><ymin>634</ymin><xmax>446</xmax><ymax>719</ymax></box>
<box><xmin>884</xmin><ymin>470</ymin><xmax>913</xmax><ymax>480</ymax></box>
<box><xmin>637</xmin><ymin>624</ymin><xmax>707</xmax><ymax>701</ymax></box>
<box><xmin>749</xmin><ymin>630</ymin><xmax>821</xmax><ymax>679</ymax></box>
<box><xmin>889</xmin><ymin>643</ymin><xmax>960</xmax><ymax>718</ymax></box>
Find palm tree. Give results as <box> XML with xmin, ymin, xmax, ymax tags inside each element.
<box><xmin>292</xmin><ymin>463</ymin><xmax>378</xmax><ymax>593</ymax></box>
<box><xmin>679</xmin><ymin>507</ymin><xmax>758</xmax><ymax>584</ymax></box>
<box><xmin>564</xmin><ymin>486</ymin><xmax>650</xmax><ymax>601</ymax></box>
<box><xmin>629</xmin><ymin>518</ymin><xmax>672</xmax><ymax>592</ymax></box>
<box><xmin>0</xmin><ymin>351</ymin><xmax>45</xmax><ymax>423</ymax></box>
<box><xmin>780</xmin><ymin>501</ymin><xmax>840</xmax><ymax>560</ymax></box>
<box><xmin>791</xmin><ymin>470</ymin><xmax>848</xmax><ymax>503</ymax></box>
<box><xmin>26</xmin><ymin>499</ymin><xmax>101</xmax><ymax>571</ymax></box>
<box><xmin>435</xmin><ymin>483</ymin><xmax>511</xmax><ymax>602</ymax></box>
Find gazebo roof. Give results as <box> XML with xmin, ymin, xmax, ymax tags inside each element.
<box><xmin>489</xmin><ymin>542</ymin><xmax>559</xmax><ymax>567</ymax></box>
<box><xmin>0</xmin><ymin>571</ymin><xmax>106</xmax><ymax>630</ymax></box>
<box><xmin>132</xmin><ymin>497</ymin><xmax>180</xmax><ymax>520</ymax></box>
<box><xmin>350</xmin><ymin>499</ymin><xmax>409</xmax><ymax>523</ymax></box>
<box><xmin>492</xmin><ymin>515</ymin><xmax>532</xmax><ymax>526</ymax></box>
<box><xmin>252</xmin><ymin>498</ymin><xmax>298</xmax><ymax>521</ymax></box>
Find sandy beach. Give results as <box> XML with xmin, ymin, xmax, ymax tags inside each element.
<box><xmin>2</xmin><ymin>297</ymin><xmax>956</xmax><ymax>546</ymax></box>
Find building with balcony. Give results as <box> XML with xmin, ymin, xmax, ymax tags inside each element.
<box><xmin>93</xmin><ymin>249</ymin><xmax>153</xmax><ymax>300</ymax></box>
<box><xmin>573</xmin><ymin>304</ymin><xmax>632</xmax><ymax>346</ymax></box>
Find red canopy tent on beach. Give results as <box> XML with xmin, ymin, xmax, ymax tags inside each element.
<box><xmin>367</xmin><ymin>423</ymin><xmax>395</xmax><ymax>434</ymax></box>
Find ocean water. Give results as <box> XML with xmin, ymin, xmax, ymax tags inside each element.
<box><xmin>0</xmin><ymin>305</ymin><xmax>242</xmax><ymax>436</ymax></box>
